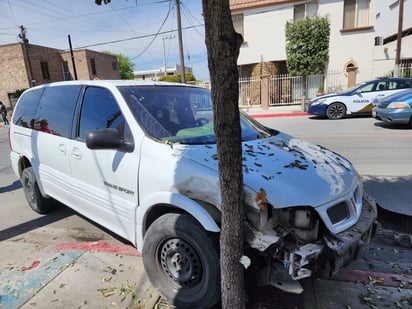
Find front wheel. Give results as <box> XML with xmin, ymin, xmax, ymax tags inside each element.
<box><xmin>326</xmin><ymin>103</ymin><xmax>346</xmax><ymax>120</ymax></box>
<box><xmin>21</xmin><ymin>167</ymin><xmax>53</xmax><ymax>214</ymax></box>
<box><xmin>142</xmin><ymin>213</ymin><xmax>220</xmax><ymax>309</ymax></box>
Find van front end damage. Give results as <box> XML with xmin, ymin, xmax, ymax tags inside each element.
<box><xmin>244</xmin><ymin>191</ymin><xmax>378</xmax><ymax>294</ymax></box>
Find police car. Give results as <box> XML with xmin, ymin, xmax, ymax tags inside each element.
<box><xmin>308</xmin><ymin>77</ymin><xmax>412</xmax><ymax>119</ymax></box>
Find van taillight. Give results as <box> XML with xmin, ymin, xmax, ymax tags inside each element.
<box><xmin>8</xmin><ymin>127</ymin><xmax>12</xmax><ymax>151</ymax></box>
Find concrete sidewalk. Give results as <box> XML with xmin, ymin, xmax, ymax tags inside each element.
<box><xmin>243</xmin><ymin>104</ymin><xmax>306</xmax><ymax>118</ymax></box>
<box><xmin>1</xmin><ymin>227</ymin><xmax>412</xmax><ymax>309</ymax></box>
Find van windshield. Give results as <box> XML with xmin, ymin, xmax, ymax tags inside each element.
<box><xmin>119</xmin><ymin>85</ymin><xmax>276</xmax><ymax>144</ymax></box>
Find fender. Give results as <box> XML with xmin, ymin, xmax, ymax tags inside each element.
<box><xmin>134</xmin><ymin>191</ymin><xmax>221</xmax><ymax>250</ymax></box>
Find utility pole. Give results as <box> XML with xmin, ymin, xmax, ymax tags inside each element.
<box><xmin>19</xmin><ymin>25</ymin><xmax>35</xmax><ymax>87</ymax></box>
<box><xmin>175</xmin><ymin>0</ymin><xmax>186</xmax><ymax>83</ymax></box>
<box><xmin>394</xmin><ymin>0</ymin><xmax>404</xmax><ymax>77</ymax></box>
<box><xmin>68</xmin><ymin>35</ymin><xmax>78</xmax><ymax>80</ymax></box>
<box><xmin>162</xmin><ymin>35</ymin><xmax>175</xmax><ymax>76</ymax></box>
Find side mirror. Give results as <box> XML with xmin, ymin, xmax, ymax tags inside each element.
<box><xmin>86</xmin><ymin>128</ymin><xmax>134</xmax><ymax>152</ymax></box>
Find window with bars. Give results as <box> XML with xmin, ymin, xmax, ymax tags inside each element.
<box><xmin>343</xmin><ymin>0</ymin><xmax>370</xmax><ymax>30</ymax></box>
<box><xmin>294</xmin><ymin>1</ymin><xmax>318</xmax><ymax>21</ymax></box>
<box><xmin>62</xmin><ymin>61</ymin><xmax>72</xmax><ymax>80</ymax></box>
<box><xmin>40</xmin><ymin>61</ymin><xmax>50</xmax><ymax>80</ymax></box>
<box><xmin>90</xmin><ymin>58</ymin><xmax>97</xmax><ymax>75</ymax></box>
<box><xmin>232</xmin><ymin>14</ymin><xmax>244</xmax><ymax>38</ymax></box>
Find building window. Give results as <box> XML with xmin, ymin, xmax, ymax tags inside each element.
<box><xmin>90</xmin><ymin>58</ymin><xmax>97</xmax><ymax>75</ymax></box>
<box><xmin>232</xmin><ymin>14</ymin><xmax>244</xmax><ymax>38</ymax></box>
<box><xmin>40</xmin><ymin>62</ymin><xmax>50</xmax><ymax>79</ymax></box>
<box><xmin>343</xmin><ymin>0</ymin><xmax>370</xmax><ymax>30</ymax></box>
<box><xmin>294</xmin><ymin>1</ymin><xmax>318</xmax><ymax>21</ymax></box>
<box><xmin>62</xmin><ymin>61</ymin><xmax>72</xmax><ymax>80</ymax></box>
<box><xmin>112</xmin><ymin>61</ymin><xmax>117</xmax><ymax>71</ymax></box>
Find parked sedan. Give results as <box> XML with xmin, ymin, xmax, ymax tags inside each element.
<box><xmin>308</xmin><ymin>77</ymin><xmax>412</xmax><ymax>120</ymax></box>
<box><xmin>373</xmin><ymin>88</ymin><xmax>412</xmax><ymax>125</ymax></box>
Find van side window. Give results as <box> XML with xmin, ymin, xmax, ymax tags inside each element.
<box><xmin>79</xmin><ymin>87</ymin><xmax>131</xmax><ymax>142</ymax></box>
<box><xmin>12</xmin><ymin>88</ymin><xmax>43</xmax><ymax>128</ymax></box>
<box><xmin>34</xmin><ymin>85</ymin><xmax>81</xmax><ymax>137</ymax></box>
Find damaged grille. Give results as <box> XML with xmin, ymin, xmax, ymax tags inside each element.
<box><xmin>327</xmin><ymin>201</ymin><xmax>349</xmax><ymax>224</ymax></box>
<box><xmin>317</xmin><ymin>184</ymin><xmax>363</xmax><ymax>234</ymax></box>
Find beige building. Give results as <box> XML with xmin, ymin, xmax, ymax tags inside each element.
<box><xmin>230</xmin><ymin>0</ymin><xmax>412</xmax><ymax>90</ymax></box>
<box><xmin>0</xmin><ymin>43</ymin><xmax>119</xmax><ymax>108</ymax></box>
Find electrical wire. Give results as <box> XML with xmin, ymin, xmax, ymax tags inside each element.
<box><xmin>129</xmin><ymin>0</ymin><xmax>173</xmax><ymax>60</ymax></box>
<box><xmin>71</xmin><ymin>25</ymin><xmax>203</xmax><ymax>51</ymax></box>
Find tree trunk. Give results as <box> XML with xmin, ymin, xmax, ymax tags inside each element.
<box><xmin>202</xmin><ymin>1</ymin><xmax>245</xmax><ymax>308</ymax></box>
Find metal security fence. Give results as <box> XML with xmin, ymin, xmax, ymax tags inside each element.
<box><xmin>269</xmin><ymin>74</ymin><xmax>302</xmax><ymax>106</ymax></box>
<box><xmin>238</xmin><ymin>69</ymin><xmax>350</xmax><ymax>108</ymax></box>
<box><xmin>399</xmin><ymin>64</ymin><xmax>412</xmax><ymax>78</ymax></box>
<box><xmin>238</xmin><ymin>76</ymin><xmax>261</xmax><ymax>107</ymax></box>
<box><xmin>235</xmin><ymin>65</ymin><xmax>412</xmax><ymax>109</ymax></box>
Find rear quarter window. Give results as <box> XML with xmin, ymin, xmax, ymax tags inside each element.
<box><xmin>12</xmin><ymin>88</ymin><xmax>43</xmax><ymax>128</ymax></box>
<box><xmin>34</xmin><ymin>85</ymin><xmax>81</xmax><ymax>137</ymax></box>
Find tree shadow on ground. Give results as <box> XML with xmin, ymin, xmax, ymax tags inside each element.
<box><xmin>362</xmin><ymin>175</ymin><xmax>412</xmax><ymax>233</ymax></box>
<box><xmin>0</xmin><ymin>180</ymin><xmax>22</xmax><ymax>193</ymax></box>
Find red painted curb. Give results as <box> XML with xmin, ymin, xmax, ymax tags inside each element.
<box><xmin>50</xmin><ymin>242</ymin><xmax>141</xmax><ymax>257</ymax></box>
<box><xmin>250</xmin><ymin>112</ymin><xmax>307</xmax><ymax>119</ymax></box>
<box><xmin>334</xmin><ymin>268</ymin><xmax>412</xmax><ymax>289</ymax></box>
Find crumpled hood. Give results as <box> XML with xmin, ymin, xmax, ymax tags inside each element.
<box><xmin>176</xmin><ymin>132</ymin><xmax>358</xmax><ymax>208</ymax></box>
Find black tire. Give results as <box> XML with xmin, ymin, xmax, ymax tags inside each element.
<box><xmin>21</xmin><ymin>167</ymin><xmax>53</xmax><ymax>214</ymax></box>
<box><xmin>142</xmin><ymin>213</ymin><xmax>220</xmax><ymax>309</ymax></box>
<box><xmin>326</xmin><ymin>102</ymin><xmax>346</xmax><ymax>120</ymax></box>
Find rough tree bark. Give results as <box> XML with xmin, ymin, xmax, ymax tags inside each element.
<box><xmin>202</xmin><ymin>1</ymin><xmax>245</xmax><ymax>308</ymax></box>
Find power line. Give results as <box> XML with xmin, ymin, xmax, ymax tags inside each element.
<box><xmin>129</xmin><ymin>0</ymin><xmax>173</xmax><ymax>60</ymax></box>
<box><xmin>71</xmin><ymin>24</ymin><xmax>203</xmax><ymax>51</ymax></box>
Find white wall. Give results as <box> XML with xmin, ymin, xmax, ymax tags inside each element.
<box><xmin>236</xmin><ymin>0</ymin><xmax>412</xmax><ymax>88</ymax></box>
<box><xmin>320</xmin><ymin>0</ymin><xmax>379</xmax><ymax>83</ymax></box>
<box><xmin>375</xmin><ymin>0</ymin><xmax>412</xmax><ymax>39</ymax></box>
<box><xmin>238</xmin><ymin>0</ymin><xmax>412</xmax><ymax>86</ymax></box>
<box><xmin>238</xmin><ymin>4</ymin><xmax>291</xmax><ymax>65</ymax></box>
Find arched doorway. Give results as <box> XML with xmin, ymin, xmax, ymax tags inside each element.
<box><xmin>345</xmin><ymin>61</ymin><xmax>358</xmax><ymax>88</ymax></box>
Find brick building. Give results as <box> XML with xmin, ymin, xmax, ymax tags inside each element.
<box><xmin>0</xmin><ymin>43</ymin><xmax>119</xmax><ymax>108</ymax></box>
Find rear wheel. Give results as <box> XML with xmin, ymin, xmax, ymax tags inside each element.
<box><xmin>21</xmin><ymin>167</ymin><xmax>53</xmax><ymax>214</ymax></box>
<box><xmin>142</xmin><ymin>213</ymin><xmax>220</xmax><ymax>309</ymax></box>
<box><xmin>326</xmin><ymin>103</ymin><xmax>346</xmax><ymax>120</ymax></box>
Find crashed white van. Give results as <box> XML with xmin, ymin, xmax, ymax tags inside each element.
<box><xmin>9</xmin><ymin>80</ymin><xmax>377</xmax><ymax>308</ymax></box>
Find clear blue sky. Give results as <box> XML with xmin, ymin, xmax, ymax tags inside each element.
<box><xmin>0</xmin><ymin>0</ymin><xmax>210</xmax><ymax>81</ymax></box>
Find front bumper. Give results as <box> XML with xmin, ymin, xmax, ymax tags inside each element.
<box><xmin>307</xmin><ymin>103</ymin><xmax>328</xmax><ymax>116</ymax></box>
<box><xmin>254</xmin><ymin>193</ymin><xmax>378</xmax><ymax>293</ymax></box>
<box><xmin>373</xmin><ymin>107</ymin><xmax>412</xmax><ymax>124</ymax></box>
<box><xmin>321</xmin><ymin>192</ymin><xmax>378</xmax><ymax>277</ymax></box>
<box><xmin>286</xmin><ymin>192</ymin><xmax>378</xmax><ymax>280</ymax></box>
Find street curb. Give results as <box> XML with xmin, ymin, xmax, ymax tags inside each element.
<box><xmin>250</xmin><ymin>112</ymin><xmax>307</xmax><ymax>118</ymax></box>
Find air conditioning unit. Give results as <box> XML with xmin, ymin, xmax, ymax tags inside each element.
<box><xmin>374</xmin><ymin>36</ymin><xmax>383</xmax><ymax>46</ymax></box>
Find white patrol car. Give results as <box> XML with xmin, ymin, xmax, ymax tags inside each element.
<box><xmin>308</xmin><ymin>77</ymin><xmax>412</xmax><ymax>119</ymax></box>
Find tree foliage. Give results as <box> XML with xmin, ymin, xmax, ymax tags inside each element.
<box><xmin>285</xmin><ymin>16</ymin><xmax>330</xmax><ymax>76</ymax></box>
<box><xmin>103</xmin><ymin>51</ymin><xmax>135</xmax><ymax>79</ymax></box>
<box><xmin>158</xmin><ymin>72</ymin><xmax>196</xmax><ymax>83</ymax></box>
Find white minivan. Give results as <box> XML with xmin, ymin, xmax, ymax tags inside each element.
<box><xmin>9</xmin><ymin>80</ymin><xmax>377</xmax><ymax>308</ymax></box>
